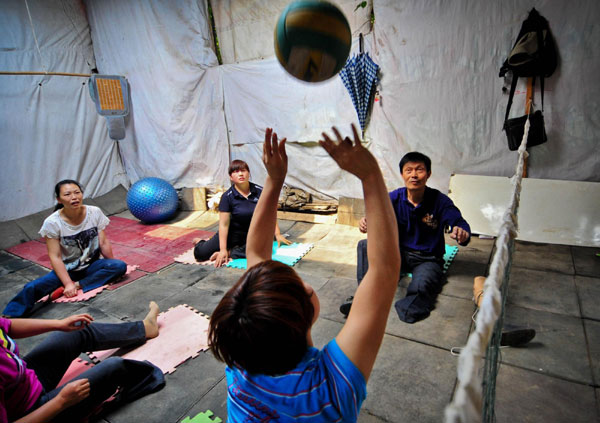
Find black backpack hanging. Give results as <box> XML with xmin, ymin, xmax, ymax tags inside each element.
<box><xmin>500</xmin><ymin>8</ymin><xmax>557</xmax><ymax>150</ymax></box>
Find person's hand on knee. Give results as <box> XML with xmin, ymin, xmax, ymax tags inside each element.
<box><xmin>58</xmin><ymin>379</ymin><xmax>90</xmax><ymax>408</ymax></box>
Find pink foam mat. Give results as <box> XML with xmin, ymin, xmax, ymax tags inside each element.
<box><xmin>57</xmin><ymin>358</ymin><xmax>95</xmax><ymax>387</ymax></box>
<box><xmin>88</xmin><ymin>304</ymin><xmax>210</xmax><ymax>374</ymax></box>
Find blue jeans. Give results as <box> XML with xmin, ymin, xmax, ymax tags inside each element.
<box><xmin>24</xmin><ymin>322</ymin><xmax>164</xmax><ymax>421</ymax></box>
<box><xmin>357</xmin><ymin>239</ymin><xmax>444</xmax><ymax>323</ymax></box>
<box><xmin>2</xmin><ymin>258</ymin><xmax>127</xmax><ymax>317</ymax></box>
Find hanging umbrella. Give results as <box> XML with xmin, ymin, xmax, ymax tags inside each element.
<box><xmin>339</xmin><ymin>33</ymin><xmax>380</xmax><ymax>136</ymax></box>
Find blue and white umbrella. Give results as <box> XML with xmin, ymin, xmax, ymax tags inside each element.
<box><xmin>339</xmin><ymin>44</ymin><xmax>380</xmax><ymax>135</ymax></box>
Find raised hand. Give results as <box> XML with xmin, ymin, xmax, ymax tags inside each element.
<box><xmin>58</xmin><ymin>314</ymin><xmax>94</xmax><ymax>331</ymax></box>
<box><xmin>319</xmin><ymin>124</ymin><xmax>378</xmax><ymax>181</ymax></box>
<box><xmin>263</xmin><ymin>128</ymin><xmax>287</xmax><ymax>183</ymax></box>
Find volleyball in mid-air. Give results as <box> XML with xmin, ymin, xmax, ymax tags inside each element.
<box><xmin>274</xmin><ymin>1</ymin><xmax>351</xmax><ymax>83</ymax></box>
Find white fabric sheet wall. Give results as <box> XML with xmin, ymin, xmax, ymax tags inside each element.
<box><xmin>0</xmin><ymin>0</ymin><xmax>126</xmax><ymax>221</ymax></box>
<box><xmin>85</xmin><ymin>0</ymin><xmax>230</xmax><ymax>190</ymax></box>
<box><xmin>212</xmin><ymin>0</ymin><xmax>600</xmax><ymax>197</ymax></box>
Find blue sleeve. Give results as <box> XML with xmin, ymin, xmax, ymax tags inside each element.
<box><xmin>439</xmin><ymin>195</ymin><xmax>471</xmax><ymax>242</ymax></box>
<box><xmin>324</xmin><ymin>339</ymin><xmax>367</xmax><ymax>421</ymax></box>
<box><xmin>219</xmin><ymin>192</ymin><xmax>232</xmax><ymax>213</ymax></box>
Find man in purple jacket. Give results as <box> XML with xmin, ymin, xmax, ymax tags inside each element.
<box><xmin>341</xmin><ymin>152</ymin><xmax>471</xmax><ymax>323</ymax></box>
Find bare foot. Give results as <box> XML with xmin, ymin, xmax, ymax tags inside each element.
<box><xmin>143</xmin><ymin>301</ymin><xmax>160</xmax><ymax>339</ymax></box>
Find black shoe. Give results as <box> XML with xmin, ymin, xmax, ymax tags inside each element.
<box><xmin>339</xmin><ymin>296</ymin><xmax>354</xmax><ymax>317</ymax></box>
<box><xmin>500</xmin><ymin>328</ymin><xmax>536</xmax><ymax>347</ymax></box>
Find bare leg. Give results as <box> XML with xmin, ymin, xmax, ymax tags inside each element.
<box><xmin>143</xmin><ymin>301</ymin><xmax>160</xmax><ymax>339</ymax></box>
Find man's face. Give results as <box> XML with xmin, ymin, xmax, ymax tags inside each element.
<box><xmin>401</xmin><ymin>161</ymin><xmax>431</xmax><ymax>190</ymax></box>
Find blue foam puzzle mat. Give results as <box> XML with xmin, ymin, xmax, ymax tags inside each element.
<box><xmin>226</xmin><ymin>242</ymin><xmax>314</xmax><ymax>269</ymax></box>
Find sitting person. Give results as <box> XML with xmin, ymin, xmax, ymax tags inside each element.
<box><xmin>3</xmin><ymin>180</ymin><xmax>127</xmax><ymax>318</ymax></box>
<box><xmin>193</xmin><ymin>159</ymin><xmax>291</xmax><ymax>267</ymax></box>
<box><xmin>208</xmin><ymin>125</ymin><xmax>400</xmax><ymax>422</ymax></box>
<box><xmin>341</xmin><ymin>152</ymin><xmax>471</xmax><ymax>323</ymax></box>
<box><xmin>0</xmin><ymin>302</ymin><xmax>164</xmax><ymax>422</ymax></box>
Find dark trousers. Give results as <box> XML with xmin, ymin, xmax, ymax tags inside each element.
<box><xmin>193</xmin><ymin>231</ymin><xmax>247</xmax><ymax>261</ymax></box>
<box><xmin>25</xmin><ymin>322</ymin><xmax>164</xmax><ymax>421</ymax></box>
<box><xmin>3</xmin><ymin>258</ymin><xmax>127</xmax><ymax>317</ymax></box>
<box><xmin>357</xmin><ymin>239</ymin><xmax>444</xmax><ymax>323</ymax></box>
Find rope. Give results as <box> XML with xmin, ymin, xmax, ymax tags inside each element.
<box><xmin>444</xmin><ymin>116</ymin><xmax>531</xmax><ymax>423</ymax></box>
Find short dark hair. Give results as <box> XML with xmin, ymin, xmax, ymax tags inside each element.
<box><xmin>54</xmin><ymin>179</ymin><xmax>83</xmax><ymax>210</ymax></box>
<box><xmin>228</xmin><ymin>160</ymin><xmax>250</xmax><ymax>175</ymax></box>
<box><xmin>208</xmin><ymin>260</ymin><xmax>314</xmax><ymax>375</ymax></box>
<box><xmin>399</xmin><ymin>152</ymin><xmax>431</xmax><ymax>173</ymax></box>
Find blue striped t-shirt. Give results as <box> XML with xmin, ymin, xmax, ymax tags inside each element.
<box><xmin>225</xmin><ymin>338</ymin><xmax>367</xmax><ymax>422</ymax></box>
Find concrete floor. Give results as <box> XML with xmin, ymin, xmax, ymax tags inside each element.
<box><xmin>1</xmin><ymin>190</ymin><xmax>598</xmax><ymax>423</ymax></box>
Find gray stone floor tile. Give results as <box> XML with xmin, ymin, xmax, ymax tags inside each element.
<box><xmin>512</xmin><ymin>241</ymin><xmax>574</xmax><ymax>274</ymax></box>
<box><xmin>500</xmin><ymin>304</ymin><xmax>593</xmax><ymax>384</ymax></box>
<box><xmin>0</xmin><ymin>221</ymin><xmax>29</xmax><ymax>250</ymax></box>
<box><xmin>103</xmin><ymin>351</ymin><xmax>227</xmax><ymax>423</ymax></box>
<box><xmin>190</xmin><ymin>266</ymin><xmax>244</xmax><ymax>292</ymax></box>
<box><xmin>0</xmin><ymin>250</ymin><xmax>33</xmax><ymax>276</ymax></box>
<box><xmin>384</xmin><ymin>294</ymin><xmax>475</xmax><ymax>351</ymax></box>
<box><xmin>14</xmin><ymin>206</ymin><xmax>54</xmax><ymax>240</ymax></box>
<box><xmin>285</xmin><ymin>221</ymin><xmax>332</xmax><ymax>243</ymax></box>
<box><xmin>495</xmin><ymin>363</ymin><xmax>597</xmax><ymax>423</ymax></box>
<box><xmin>161</xmin><ymin>283</ymin><xmax>225</xmax><ymax>317</ymax></box>
<box><xmin>507</xmin><ymin>267</ymin><xmax>580</xmax><ymax>317</ymax></box>
<box><xmin>443</xmin><ymin>259</ymin><xmax>488</xmax><ymax>300</ymax></box>
<box><xmin>90</xmin><ymin>264</ymin><xmax>214</xmax><ymax>321</ymax></box>
<box><xmin>362</xmin><ymin>334</ymin><xmax>457</xmax><ymax>422</ymax></box>
<box><xmin>584</xmin><ymin>319</ymin><xmax>600</xmax><ymax>386</ymax></box>
<box><xmin>316</xmin><ymin>276</ymin><xmax>357</xmax><ymax>323</ymax></box>
<box><xmin>448</xmin><ymin>234</ymin><xmax>494</xmax><ymax>265</ymax></box>
<box><xmin>571</xmin><ymin>246</ymin><xmax>600</xmax><ymax>278</ymax></box>
<box><xmin>576</xmin><ymin>275</ymin><xmax>600</xmax><ymax>320</ymax></box>
<box><xmin>357</xmin><ymin>411</ymin><xmax>390</xmax><ymax>423</ymax></box>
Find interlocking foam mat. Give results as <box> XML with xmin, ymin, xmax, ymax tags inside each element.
<box><xmin>174</xmin><ymin>241</ymin><xmax>314</xmax><ymax>269</ymax></box>
<box><xmin>38</xmin><ymin>265</ymin><xmax>145</xmax><ymax>303</ymax></box>
<box><xmin>181</xmin><ymin>410</ymin><xmax>222</xmax><ymax>423</ymax></box>
<box><xmin>57</xmin><ymin>358</ymin><xmax>95</xmax><ymax>387</ymax></box>
<box><xmin>88</xmin><ymin>304</ymin><xmax>210</xmax><ymax>374</ymax></box>
<box><xmin>6</xmin><ymin>216</ymin><xmax>214</xmax><ymax>274</ymax></box>
<box><xmin>226</xmin><ymin>242</ymin><xmax>314</xmax><ymax>269</ymax></box>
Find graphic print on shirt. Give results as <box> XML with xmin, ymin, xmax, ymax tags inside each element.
<box><xmin>421</xmin><ymin>213</ymin><xmax>438</xmax><ymax>230</ymax></box>
<box><xmin>62</xmin><ymin>227</ymin><xmax>100</xmax><ymax>271</ymax></box>
<box><xmin>230</xmin><ymin>375</ymin><xmax>280</xmax><ymax>423</ymax></box>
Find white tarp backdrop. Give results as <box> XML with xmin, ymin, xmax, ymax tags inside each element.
<box><xmin>0</xmin><ymin>0</ymin><xmax>126</xmax><ymax>221</ymax></box>
<box><xmin>1</xmin><ymin>0</ymin><xmax>599</xmax><ymax>221</ymax></box>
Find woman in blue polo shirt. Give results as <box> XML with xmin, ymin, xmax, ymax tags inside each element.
<box><xmin>194</xmin><ymin>160</ymin><xmax>290</xmax><ymax>267</ymax></box>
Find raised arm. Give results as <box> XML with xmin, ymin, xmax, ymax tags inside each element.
<box><xmin>246</xmin><ymin>128</ymin><xmax>287</xmax><ymax>268</ymax></box>
<box><xmin>321</xmin><ymin>124</ymin><xmax>400</xmax><ymax>381</ymax></box>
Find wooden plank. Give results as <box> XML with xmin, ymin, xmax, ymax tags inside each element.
<box><xmin>277</xmin><ymin>210</ymin><xmax>337</xmax><ymax>224</ymax></box>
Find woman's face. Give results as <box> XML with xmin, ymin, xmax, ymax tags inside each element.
<box><xmin>229</xmin><ymin>168</ymin><xmax>250</xmax><ymax>185</ymax></box>
<box><xmin>57</xmin><ymin>183</ymin><xmax>83</xmax><ymax>210</ymax></box>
